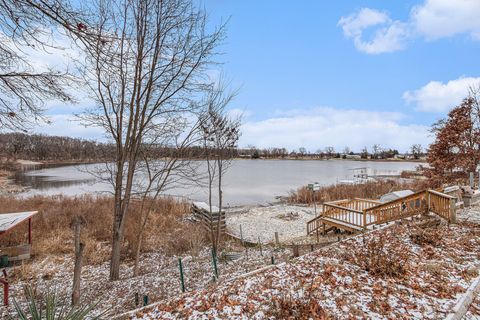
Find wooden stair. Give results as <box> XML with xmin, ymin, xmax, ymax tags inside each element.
<box><xmin>307</xmin><ymin>190</ymin><xmax>457</xmax><ymax>237</ymax></box>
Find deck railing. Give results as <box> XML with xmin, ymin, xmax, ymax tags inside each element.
<box><xmin>364</xmin><ymin>190</ymin><xmax>428</xmax><ymax>226</ymax></box>
<box><xmin>307</xmin><ymin>189</ymin><xmax>456</xmax><ymax>235</ymax></box>
<box><xmin>307</xmin><ymin>198</ymin><xmax>380</xmax><ymax>234</ymax></box>
<box><xmin>428</xmin><ymin>189</ymin><xmax>456</xmax><ymax>222</ymax></box>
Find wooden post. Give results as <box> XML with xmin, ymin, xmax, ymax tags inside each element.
<box><xmin>363</xmin><ymin>209</ymin><xmax>366</xmax><ymax>229</ymax></box>
<box><xmin>71</xmin><ymin>217</ymin><xmax>85</xmax><ymax>306</ymax></box>
<box><xmin>292</xmin><ymin>243</ymin><xmax>299</xmax><ymax>257</ymax></box>
<box><xmin>449</xmin><ymin>198</ymin><xmax>456</xmax><ymax>224</ymax></box>
<box><xmin>426</xmin><ymin>190</ymin><xmax>430</xmax><ymax>214</ymax></box>
<box><xmin>258</xmin><ymin>237</ymin><xmax>263</xmax><ymax>257</ymax></box>
<box><xmin>274</xmin><ymin>232</ymin><xmax>279</xmax><ymax>247</ymax></box>
<box><xmin>28</xmin><ymin>218</ymin><xmax>31</xmax><ymax>245</ymax></box>
<box><xmin>239</xmin><ymin>224</ymin><xmax>244</xmax><ymax>246</ymax></box>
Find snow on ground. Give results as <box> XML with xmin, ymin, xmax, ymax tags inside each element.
<box><xmin>226</xmin><ymin>204</ymin><xmax>319</xmax><ymax>244</ymax></box>
<box><xmin>464</xmin><ymin>293</ymin><xmax>480</xmax><ymax>319</ymax></box>
<box><xmin>0</xmin><ymin>244</ymin><xmax>291</xmax><ymax>318</ymax></box>
<box><xmin>130</xmin><ymin>215</ymin><xmax>480</xmax><ymax>319</ymax></box>
<box><xmin>460</xmin><ymin>206</ymin><xmax>480</xmax><ymax>320</ymax></box>
<box><xmin>459</xmin><ymin>205</ymin><xmax>480</xmax><ymax>224</ymax></box>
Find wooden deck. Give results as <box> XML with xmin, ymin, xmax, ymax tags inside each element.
<box><xmin>307</xmin><ymin>190</ymin><xmax>456</xmax><ymax>235</ymax></box>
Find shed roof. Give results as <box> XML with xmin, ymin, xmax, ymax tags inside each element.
<box><xmin>0</xmin><ymin>211</ymin><xmax>38</xmax><ymax>235</ymax></box>
<box><xmin>192</xmin><ymin>202</ymin><xmax>222</xmax><ymax>213</ymax></box>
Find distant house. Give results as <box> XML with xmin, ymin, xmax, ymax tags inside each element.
<box><xmin>345</xmin><ymin>154</ymin><xmax>361</xmax><ymax>160</ymax></box>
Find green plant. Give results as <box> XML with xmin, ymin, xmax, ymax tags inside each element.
<box><xmin>9</xmin><ymin>286</ymin><xmax>105</xmax><ymax>320</ymax></box>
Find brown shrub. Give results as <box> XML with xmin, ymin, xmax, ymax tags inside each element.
<box><xmin>267</xmin><ymin>294</ymin><xmax>331</xmax><ymax>320</ymax></box>
<box><xmin>342</xmin><ymin>230</ymin><xmax>411</xmax><ymax>278</ymax></box>
<box><xmin>0</xmin><ymin>195</ymin><xmax>191</xmax><ymax>264</ymax></box>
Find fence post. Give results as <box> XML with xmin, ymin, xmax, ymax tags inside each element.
<box><xmin>449</xmin><ymin>198</ymin><xmax>456</xmax><ymax>224</ymax></box>
<box><xmin>178</xmin><ymin>258</ymin><xmax>185</xmax><ymax>293</ymax></box>
<box><xmin>274</xmin><ymin>232</ymin><xmax>279</xmax><ymax>247</ymax></box>
<box><xmin>239</xmin><ymin>224</ymin><xmax>244</xmax><ymax>246</ymax></box>
<box><xmin>426</xmin><ymin>190</ymin><xmax>430</xmax><ymax>213</ymax></box>
<box><xmin>292</xmin><ymin>243</ymin><xmax>299</xmax><ymax>257</ymax></box>
<box><xmin>258</xmin><ymin>237</ymin><xmax>263</xmax><ymax>256</ymax></box>
<box><xmin>211</xmin><ymin>248</ymin><xmax>219</xmax><ymax>278</ymax></box>
<box><xmin>271</xmin><ymin>256</ymin><xmax>275</xmax><ymax>265</ymax></box>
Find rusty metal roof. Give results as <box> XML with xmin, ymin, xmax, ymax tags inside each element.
<box><xmin>0</xmin><ymin>211</ymin><xmax>38</xmax><ymax>235</ymax></box>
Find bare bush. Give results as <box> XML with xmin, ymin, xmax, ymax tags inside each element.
<box><xmin>267</xmin><ymin>294</ymin><xmax>331</xmax><ymax>320</ymax></box>
<box><xmin>342</xmin><ymin>230</ymin><xmax>411</xmax><ymax>278</ymax></box>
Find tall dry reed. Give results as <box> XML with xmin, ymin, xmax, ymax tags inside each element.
<box><xmin>288</xmin><ymin>179</ymin><xmax>430</xmax><ymax>204</ymax></box>
<box><xmin>0</xmin><ymin>195</ymin><xmax>200</xmax><ymax>264</ymax></box>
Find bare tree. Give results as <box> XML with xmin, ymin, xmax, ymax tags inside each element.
<box><xmin>0</xmin><ymin>0</ymin><xmax>83</xmax><ymax>130</ymax></box>
<box><xmin>199</xmin><ymin>82</ymin><xmax>240</xmax><ymax>253</ymax></box>
<box><xmin>130</xmin><ymin>121</ymin><xmax>203</xmax><ymax>276</ymax></box>
<box><xmin>298</xmin><ymin>147</ymin><xmax>307</xmax><ymax>157</ymax></box>
<box><xmin>372</xmin><ymin>144</ymin><xmax>382</xmax><ymax>159</ymax></box>
<box><xmin>361</xmin><ymin>146</ymin><xmax>369</xmax><ymax>159</ymax></box>
<box><xmin>410</xmin><ymin>144</ymin><xmax>423</xmax><ymax>160</ymax></box>
<box><xmin>75</xmin><ymin>0</ymin><xmax>225</xmax><ymax>280</ymax></box>
<box><xmin>324</xmin><ymin>146</ymin><xmax>335</xmax><ymax>159</ymax></box>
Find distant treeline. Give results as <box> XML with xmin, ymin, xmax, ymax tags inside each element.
<box><xmin>0</xmin><ymin>133</ymin><xmax>425</xmax><ymax>162</ymax></box>
<box><xmin>0</xmin><ymin>133</ymin><xmax>238</xmax><ymax>162</ymax></box>
<box><xmin>0</xmin><ymin>133</ymin><xmax>116</xmax><ymax>162</ymax></box>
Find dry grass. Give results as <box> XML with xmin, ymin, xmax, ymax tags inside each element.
<box><xmin>0</xmin><ymin>195</ymin><xmax>205</xmax><ymax>265</ymax></box>
<box><xmin>288</xmin><ymin>179</ymin><xmax>430</xmax><ymax>204</ymax></box>
<box><xmin>267</xmin><ymin>294</ymin><xmax>331</xmax><ymax>320</ymax></box>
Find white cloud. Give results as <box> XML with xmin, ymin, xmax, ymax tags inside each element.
<box><xmin>403</xmin><ymin>77</ymin><xmax>480</xmax><ymax>112</ymax></box>
<box><xmin>338</xmin><ymin>8</ymin><xmax>409</xmax><ymax>54</ymax></box>
<box><xmin>411</xmin><ymin>0</ymin><xmax>480</xmax><ymax>40</ymax></box>
<box><xmin>339</xmin><ymin>0</ymin><xmax>480</xmax><ymax>54</ymax></box>
<box><xmin>239</xmin><ymin>107</ymin><xmax>431</xmax><ymax>152</ymax></box>
<box><xmin>33</xmin><ymin>114</ymin><xmax>105</xmax><ymax>141</ymax></box>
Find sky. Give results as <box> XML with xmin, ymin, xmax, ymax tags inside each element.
<box><xmin>32</xmin><ymin>0</ymin><xmax>480</xmax><ymax>153</ymax></box>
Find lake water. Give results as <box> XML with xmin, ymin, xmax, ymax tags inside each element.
<box><xmin>15</xmin><ymin>160</ymin><xmax>422</xmax><ymax>206</ymax></box>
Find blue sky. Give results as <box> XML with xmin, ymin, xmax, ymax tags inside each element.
<box><xmin>35</xmin><ymin>0</ymin><xmax>480</xmax><ymax>153</ymax></box>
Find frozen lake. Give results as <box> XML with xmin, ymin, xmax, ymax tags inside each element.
<box><xmin>15</xmin><ymin>159</ymin><xmax>421</xmax><ymax>206</ymax></box>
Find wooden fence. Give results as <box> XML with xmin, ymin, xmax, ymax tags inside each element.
<box><xmin>191</xmin><ymin>202</ymin><xmax>226</xmax><ymax>235</ymax></box>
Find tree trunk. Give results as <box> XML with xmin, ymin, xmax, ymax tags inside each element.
<box><xmin>215</xmin><ymin>158</ymin><xmax>223</xmax><ymax>251</ymax></box>
<box><xmin>110</xmin><ymin>226</ymin><xmax>123</xmax><ymax>281</ymax></box>
<box><xmin>133</xmin><ymin>209</ymin><xmax>151</xmax><ymax>277</ymax></box>
<box><xmin>133</xmin><ymin>233</ymin><xmax>143</xmax><ymax>277</ymax></box>
<box><xmin>72</xmin><ymin>222</ymin><xmax>85</xmax><ymax>306</ymax></box>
